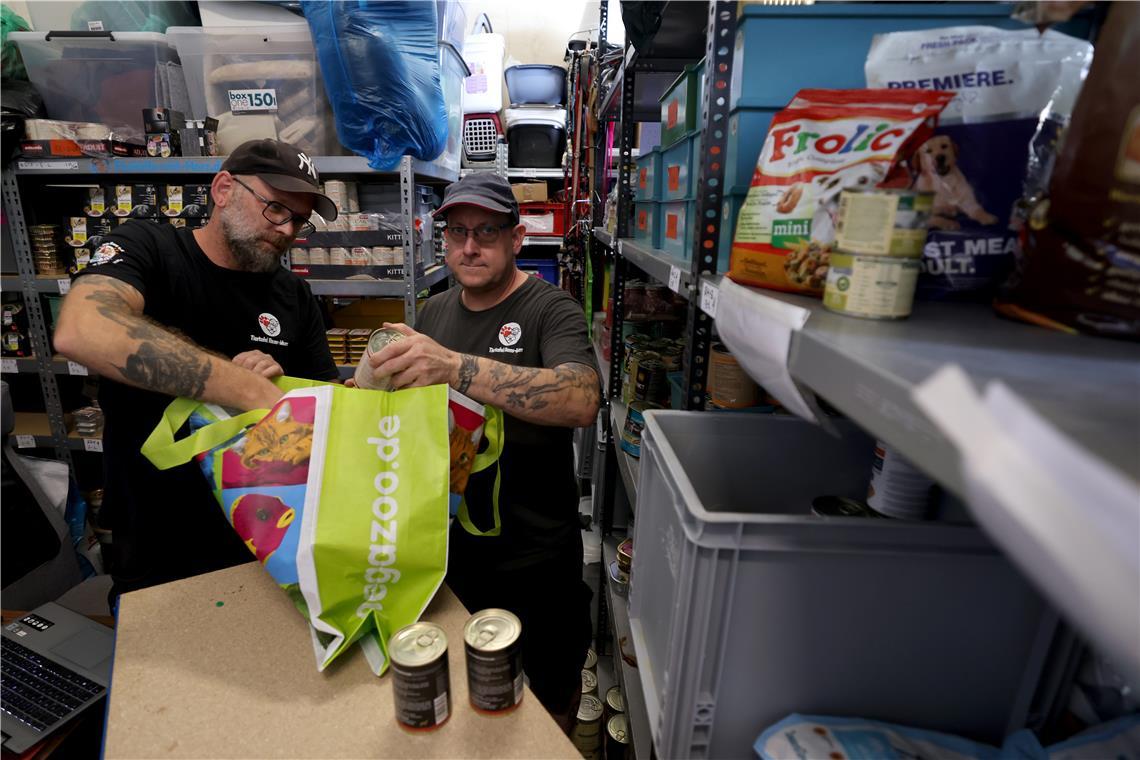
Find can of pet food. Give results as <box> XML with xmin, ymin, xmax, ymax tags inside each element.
<box><xmin>866</xmin><ymin>441</ymin><xmax>935</xmax><ymax>520</ymax></box>
<box><xmin>308</xmin><ymin>247</ymin><xmax>329</xmax><ymax>265</ymax></box>
<box><xmin>823</xmin><ymin>252</ymin><xmax>919</xmax><ymax>320</ymax></box>
<box><xmin>348</xmin><ymin>212</ymin><xmax>371</xmax><ymax>232</ymax></box>
<box><xmin>605</xmin><ymin>714</ymin><xmax>631</xmax><ymax>760</ymax></box>
<box><xmin>835</xmin><ymin>188</ymin><xmax>933</xmax><ymax>257</ymax></box>
<box><xmin>583</xmin><ymin>648</ymin><xmax>597</xmax><ymax>675</ymax></box>
<box><xmin>633</xmin><ymin>358</ymin><xmax>667</xmax><ymax>405</ymax></box>
<box><xmin>811</xmin><ymin>495</ymin><xmax>880</xmax><ymax>518</ymax></box>
<box><xmin>709</xmin><ymin>342</ymin><xmax>758</xmax><ymax>409</ymax></box>
<box><xmin>324</xmin><ymin>180</ymin><xmax>349</xmax><ymax>213</ymax></box>
<box><xmin>353</xmin><ymin>328</ymin><xmax>406</xmax><ymax>390</ymax></box>
<box><xmin>570</xmin><ymin>694</ymin><xmax>604</xmax><ymax>758</ymax></box>
<box><xmin>329</xmin><ymin>247</ymin><xmax>349</xmax><ymax>266</ymax></box>
<box><xmin>620</xmin><ymin>401</ymin><xmax>661</xmax><ymax>458</ymax></box>
<box><xmin>290</xmin><ymin>247</ymin><xmax>309</xmax><ymax>266</ymax></box>
<box><xmin>388</xmin><ymin>622</ymin><xmax>451</xmax><ymax>731</ymax></box>
<box><xmin>348</xmin><ymin>246</ymin><xmax>371</xmax><ymax>266</ymax></box>
<box><xmin>464</xmin><ymin>608</ymin><xmax>524</xmax><ymax>714</ymax></box>
<box><xmin>603</xmin><ymin>686</ymin><xmax>625</xmax><ymax>724</ymax></box>
<box><xmin>581</xmin><ymin>668</ymin><xmax>598</xmax><ymax>698</ymax></box>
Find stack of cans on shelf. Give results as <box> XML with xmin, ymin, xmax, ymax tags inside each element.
<box><xmin>29</xmin><ymin>224</ymin><xmax>66</xmax><ymax>275</ymax></box>
<box><xmin>325</xmin><ymin>328</ymin><xmax>349</xmax><ymax>364</ymax></box>
<box><xmin>73</xmin><ymin>405</ymin><xmax>103</xmax><ymax>438</ymax></box>
<box><xmin>347</xmin><ymin>329</ymin><xmax>371</xmax><ymax>366</ymax></box>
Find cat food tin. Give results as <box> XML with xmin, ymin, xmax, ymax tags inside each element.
<box><xmin>620</xmin><ymin>401</ymin><xmax>662</xmax><ymax>458</ymax></box>
<box><xmin>866</xmin><ymin>440</ymin><xmax>935</xmax><ymax>520</ymax></box>
<box><xmin>464</xmin><ymin>609</ymin><xmax>524</xmax><ymax>714</ymax></box>
<box><xmin>571</xmin><ymin>694</ymin><xmax>604</xmax><ymax>758</ymax></box>
<box><xmin>605</xmin><ymin>714</ymin><xmax>631</xmax><ymax>760</ymax></box>
<box><xmin>353</xmin><ymin>328</ymin><xmax>406</xmax><ymax>390</ymax></box>
<box><xmin>823</xmin><ymin>253</ymin><xmax>919</xmax><ymax>320</ymax></box>
<box><xmin>583</xmin><ymin>647</ymin><xmax>597</xmax><ymax>675</ymax></box>
<box><xmin>581</xmin><ymin>668</ymin><xmax>598</xmax><ymax>697</ymax></box>
<box><xmin>835</xmin><ymin>188</ymin><xmax>933</xmax><ymax>257</ymax></box>
<box><xmin>604</xmin><ymin>686</ymin><xmax>625</xmax><ymax>724</ymax></box>
<box><xmin>389</xmin><ymin>622</ymin><xmax>451</xmax><ymax>731</ymax></box>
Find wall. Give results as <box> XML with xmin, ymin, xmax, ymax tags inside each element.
<box><xmin>459</xmin><ymin>0</ymin><xmax>624</xmax><ymax>65</ymax></box>
<box><xmin>4</xmin><ymin>0</ymin><xmax>32</xmax><ymax>25</ymax></box>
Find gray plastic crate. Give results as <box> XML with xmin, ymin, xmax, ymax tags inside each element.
<box><xmin>629</xmin><ymin>411</ymin><xmax>1061</xmax><ymax>759</ymax></box>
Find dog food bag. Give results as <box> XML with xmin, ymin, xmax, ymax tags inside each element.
<box><xmin>728</xmin><ymin>89</ymin><xmax>953</xmax><ymax>296</ymax></box>
<box><xmin>866</xmin><ymin>27</ymin><xmax>1093</xmax><ymax>301</ymax></box>
<box><xmin>996</xmin><ymin>2</ymin><xmax>1140</xmax><ymax>340</ymax></box>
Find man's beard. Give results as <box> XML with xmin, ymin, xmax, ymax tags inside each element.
<box><xmin>221</xmin><ymin>209</ymin><xmax>288</xmax><ymax>273</ymax></box>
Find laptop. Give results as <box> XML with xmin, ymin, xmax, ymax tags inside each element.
<box><xmin>1</xmin><ymin>602</ymin><xmax>113</xmax><ymax>754</ymax></box>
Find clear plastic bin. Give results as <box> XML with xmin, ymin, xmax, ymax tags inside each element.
<box><xmin>166</xmin><ymin>25</ymin><xmax>337</xmax><ymax>156</ymax></box>
<box><xmin>430</xmin><ymin>41</ymin><xmax>467</xmax><ymax>175</ymax></box>
<box><xmin>504</xmin><ymin>64</ymin><xmax>566</xmax><ymax>106</ymax></box>
<box><xmin>630</xmin><ymin>411</ymin><xmax>1067</xmax><ymax>759</ymax></box>
<box><xmin>11</xmin><ymin>31</ymin><xmax>179</xmax><ymax>138</ymax></box>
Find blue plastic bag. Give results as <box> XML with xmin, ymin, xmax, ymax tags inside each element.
<box><xmin>301</xmin><ymin>0</ymin><xmax>447</xmax><ymax>170</ymax></box>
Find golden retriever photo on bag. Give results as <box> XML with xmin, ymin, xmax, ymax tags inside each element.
<box><xmin>911</xmin><ymin>135</ymin><xmax>999</xmax><ymax>230</ymax></box>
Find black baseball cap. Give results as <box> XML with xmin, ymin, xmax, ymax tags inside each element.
<box><xmin>433</xmin><ymin>172</ymin><xmax>519</xmax><ymax>223</ymax></box>
<box><xmin>221</xmin><ymin>138</ymin><xmax>338</xmax><ymax>221</ymax></box>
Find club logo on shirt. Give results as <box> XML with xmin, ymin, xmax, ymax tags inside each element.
<box><xmin>258</xmin><ymin>313</ymin><xmax>282</xmax><ymax>337</ymax></box>
<box><xmin>498</xmin><ymin>322</ymin><xmax>522</xmax><ymax>347</ymax></box>
<box><xmin>90</xmin><ymin>241</ymin><xmax>124</xmax><ymax>267</ymax></box>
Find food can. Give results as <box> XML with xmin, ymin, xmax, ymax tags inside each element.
<box><xmin>835</xmin><ymin>188</ymin><xmax>933</xmax><ymax>257</ymax></box>
<box><xmin>464</xmin><ymin>608</ymin><xmax>524</xmax><ymax>713</ymax></box>
<box><xmin>348</xmin><ymin>246</ymin><xmax>371</xmax><ymax>266</ymax></box>
<box><xmin>324</xmin><ymin>180</ymin><xmax>348</xmax><ymax>212</ymax></box>
<box><xmin>709</xmin><ymin>342</ymin><xmax>759</xmax><ymax>409</ymax></box>
<box><xmin>570</xmin><ymin>694</ymin><xmax>604</xmax><ymax>758</ymax></box>
<box><xmin>583</xmin><ymin>648</ymin><xmax>597</xmax><ymax>675</ymax></box>
<box><xmin>616</xmin><ymin>538</ymin><xmax>633</xmax><ymax>574</ymax></box>
<box><xmin>620</xmin><ymin>401</ymin><xmax>661</xmax><ymax>458</ymax></box>
<box><xmin>603</xmin><ymin>686</ymin><xmax>625</xmax><ymax>724</ymax></box>
<box><xmin>581</xmin><ymin>667</ymin><xmax>598</xmax><ymax>697</ymax></box>
<box><xmin>290</xmin><ymin>247</ymin><xmax>309</xmax><ymax>266</ymax></box>
<box><xmin>348</xmin><ymin>212</ymin><xmax>371</xmax><ymax>232</ymax></box>
<box><xmin>388</xmin><ymin>622</ymin><xmax>451</xmax><ymax>730</ymax></box>
<box><xmin>605</xmin><ymin>714</ymin><xmax>631</xmax><ymax>760</ymax></box>
<box><xmin>632</xmin><ymin>358</ymin><xmax>667</xmax><ymax>405</ymax></box>
<box><xmin>353</xmin><ymin>328</ymin><xmax>406</xmax><ymax>390</ymax></box>
<box><xmin>329</xmin><ymin>246</ymin><xmax>349</xmax><ymax>266</ymax></box>
<box><xmin>866</xmin><ymin>441</ymin><xmax>935</xmax><ymax>520</ymax></box>
<box><xmin>823</xmin><ymin>252</ymin><xmax>919</xmax><ymax>320</ymax></box>
<box><xmin>370</xmin><ymin>246</ymin><xmax>387</xmax><ymax>266</ymax></box>
<box><xmin>308</xmin><ymin>247</ymin><xmax>329</xmax><ymax>265</ymax></box>
<box><xmin>811</xmin><ymin>495</ymin><xmax>880</xmax><ymax>518</ymax></box>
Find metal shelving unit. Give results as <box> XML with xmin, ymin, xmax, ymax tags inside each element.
<box><xmin>602</xmin><ymin>537</ymin><xmax>651</xmax><ymax>760</ymax></box>
<box><xmin>609</xmin><ymin>399</ymin><xmax>640</xmax><ymax>503</ymax></box>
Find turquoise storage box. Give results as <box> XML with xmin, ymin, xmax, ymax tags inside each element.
<box><xmin>658</xmin><ymin>199</ymin><xmax>695</xmax><ymax>261</ymax></box>
<box><xmin>729</xmin><ymin>3</ymin><xmax>1090</xmax><ymax>110</ymax></box>
<box><xmin>634</xmin><ymin>202</ymin><xmax>661</xmax><ymax>249</ymax></box>
<box><xmin>718</xmin><ymin>187</ymin><xmax>749</xmax><ymax>275</ymax></box>
<box><xmin>725</xmin><ymin>102</ymin><xmax>774</xmax><ymax>193</ymax></box>
<box><xmin>635</xmin><ymin>148</ymin><xmax>661</xmax><ymax>202</ymax></box>
<box><xmin>660</xmin><ymin>131</ymin><xmax>701</xmax><ymax>202</ymax></box>
<box><xmin>659</xmin><ymin>60</ymin><xmax>704</xmax><ymax>150</ymax></box>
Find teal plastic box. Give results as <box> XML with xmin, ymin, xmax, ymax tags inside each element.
<box><xmin>660</xmin><ymin>130</ymin><xmax>701</xmax><ymax>202</ymax></box>
<box><xmin>659</xmin><ymin>60</ymin><xmax>704</xmax><ymax>150</ymax></box>
<box><xmin>658</xmin><ymin>199</ymin><xmax>695</xmax><ymax>261</ymax></box>
<box><xmin>635</xmin><ymin>148</ymin><xmax>661</xmax><ymax>202</ymax></box>
<box><xmin>725</xmin><ymin>102</ymin><xmax>774</xmax><ymax>194</ymax></box>
<box><xmin>634</xmin><ymin>201</ymin><xmax>661</xmax><ymax>249</ymax></box>
<box><xmin>718</xmin><ymin>188</ymin><xmax>749</xmax><ymax>275</ymax></box>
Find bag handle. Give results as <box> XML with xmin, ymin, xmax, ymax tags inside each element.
<box><xmin>457</xmin><ymin>406</ymin><xmax>504</xmax><ymax>537</ymax></box>
<box><xmin>141</xmin><ymin>396</ymin><xmax>266</xmax><ymax>471</ymax></box>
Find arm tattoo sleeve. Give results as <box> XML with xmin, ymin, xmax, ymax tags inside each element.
<box><xmin>457</xmin><ymin>354</ymin><xmax>479</xmax><ymax>395</ymax></box>
<box><xmin>488</xmin><ymin>361</ymin><xmax>599</xmax><ymax>415</ymax></box>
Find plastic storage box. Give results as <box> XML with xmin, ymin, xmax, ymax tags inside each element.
<box><xmin>659</xmin><ymin>60</ymin><xmax>704</xmax><ymax>150</ymax></box>
<box><xmin>461</xmin><ymin>33</ymin><xmax>506</xmax><ymax>114</ymax></box>
<box><xmin>718</xmin><ymin>188</ymin><xmax>748</xmax><ymax>273</ymax></box>
<box><xmin>660</xmin><ymin>131</ymin><xmax>701</xmax><ymax>202</ymax></box>
<box><xmin>729</xmin><ymin>3</ymin><xmax>1089</xmax><ymax>110</ymax></box>
<box><xmin>519</xmin><ymin>202</ymin><xmax>566</xmax><ymax>237</ymax></box>
<box><xmin>505</xmin><ymin>106</ymin><xmax>565</xmax><ymax>168</ymax></box>
<box><xmin>504</xmin><ymin>64</ymin><xmax>567</xmax><ymax>106</ymax></box>
<box><xmin>25</xmin><ymin>1</ymin><xmax>198</xmax><ymax>33</ymax></box>
<box><xmin>432</xmin><ymin>41</ymin><xmax>467</xmax><ymax>174</ymax></box>
<box><xmin>166</xmin><ymin>24</ymin><xmax>337</xmax><ymax>156</ymax></box>
<box><xmin>725</xmin><ymin>101</ymin><xmax>771</xmax><ymax>192</ymax></box>
<box><xmin>630</xmin><ymin>411</ymin><xmax>1065</xmax><ymax>759</ymax></box>
<box><xmin>633</xmin><ymin>202</ymin><xmax>660</xmax><ymax>249</ymax></box>
<box><xmin>518</xmin><ymin>257</ymin><xmax>558</xmax><ymax>284</ymax></box>
<box><xmin>11</xmin><ymin>31</ymin><xmax>180</xmax><ymax>137</ymax></box>
<box><xmin>635</xmin><ymin>148</ymin><xmax>661</xmax><ymax>202</ymax></box>
<box><xmin>658</xmin><ymin>200</ymin><xmax>694</xmax><ymax>260</ymax></box>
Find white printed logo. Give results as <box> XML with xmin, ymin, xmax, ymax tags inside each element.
<box><xmin>90</xmin><ymin>242</ymin><xmax>124</xmax><ymax>267</ymax></box>
<box><xmin>498</xmin><ymin>322</ymin><xmax>522</xmax><ymax>347</ymax></box>
<box><xmin>258</xmin><ymin>313</ymin><xmax>281</xmax><ymax>337</ymax></box>
<box><xmin>297</xmin><ymin>151</ymin><xmax>317</xmax><ymax>181</ymax></box>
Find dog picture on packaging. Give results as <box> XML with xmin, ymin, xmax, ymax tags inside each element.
<box><xmin>866</xmin><ymin>27</ymin><xmax>1093</xmax><ymax>301</ymax></box>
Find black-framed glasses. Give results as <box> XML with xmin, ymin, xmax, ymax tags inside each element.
<box><xmin>443</xmin><ymin>222</ymin><xmax>513</xmax><ymax>245</ymax></box>
<box><xmin>231</xmin><ymin>176</ymin><xmax>316</xmax><ymax>238</ymax></box>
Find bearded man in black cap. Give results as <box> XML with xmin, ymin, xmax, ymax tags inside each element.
<box><xmin>54</xmin><ymin>138</ymin><xmax>340</xmax><ymax>601</ymax></box>
<box><xmin>355</xmin><ymin>172</ymin><xmax>601</xmax><ymax>731</ymax></box>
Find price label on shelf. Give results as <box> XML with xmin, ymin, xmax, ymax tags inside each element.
<box><xmin>67</xmin><ymin>361</ymin><xmax>88</xmax><ymax>376</ymax></box>
<box><xmin>1</xmin><ymin>358</ymin><xmax>17</xmax><ymax>373</ymax></box>
<box><xmin>15</xmin><ymin>435</ymin><xmax>34</xmax><ymax>449</ymax></box>
<box><xmin>700</xmin><ymin>279</ymin><xmax>719</xmax><ymax>318</ymax></box>
<box><xmin>616</xmin><ymin>239</ymin><xmax>623</xmax><ymax>256</ymax></box>
<box><xmin>522</xmin><ymin>168</ymin><xmax>537</xmax><ymax>178</ymax></box>
<box><xmin>57</xmin><ymin>279</ymin><xmax>71</xmax><ymax>294</ymax></box>
<box><xmin>83</xmin><ymin>438</ymin><xmax>103</xmax><ymax>453</ymax></box>
<box><xmin>668</xmin><ymin>265</ymin><xmax>682</xmax><ymax>294</ymax></box>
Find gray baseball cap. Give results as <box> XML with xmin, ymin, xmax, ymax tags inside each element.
<box><xmin>433</xmin><ymin>172</ymin><xmax>519</xmax><ymax>223</ymax></box>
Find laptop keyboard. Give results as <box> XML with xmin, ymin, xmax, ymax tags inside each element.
<box><xmin>1</xmin><ymin>637</ymin><xmax>105</xmax><ymax>732</ymax></box>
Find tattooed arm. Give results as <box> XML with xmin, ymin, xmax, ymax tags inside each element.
<box><xmin>370</xmin><ymin>324</ymin><xmax>601</xmax><ymax>428</ymax></box>
<box><xmin>53</xmin><ymin>274</ymin><xmax>283</xmax><ymax>410</ymax></box>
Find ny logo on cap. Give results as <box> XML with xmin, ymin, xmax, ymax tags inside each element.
<box><xmin>297</xmin><ymin>151</ymin><xmax>317</xmax><ymax>182</ymax></box>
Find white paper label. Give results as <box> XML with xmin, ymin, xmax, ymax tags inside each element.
<box><xmin>616</xmin><ymin>239</ymin><xmax>622</xmax><ymax>256</ymax></box>
<box><xmin>522</xmin><ymin>168</ymin><xmax>537</xmax><ymax>178</ymax></box>
<box><xmin>83</xmin><ymin>438</ymin><xmax>103</xmax><ymax>453</ymax></box>
<box><xmin>668</xmin><ymin>266</ymin><xmax>682</xmax><ymax>293</ymax></box>
<box><xmin>57</xmin><ymin>279</ymin><xmax>71</xmax><ymax>294</ymax></box>
<box><xmin>1</xmin><ymin>358</ymin><xmax>17</xmax><ymax>373</ymax></box>
<box><xmin>16</xmin><ymin>161</ymin><xmax>79</xmax><ymax>171</ymax></box>
<box><xmin>15</xmin><ymin>435</ymin><xmax>34</xmax><ymax>449</ymax></box>
<box><xmin>700</xmin><ymin>279</ymin><xmax>719</xmax><ymax>318</ymax></box>
<box><xmin>87</xmin><ymin>20</ymin><xmax>104</xmax><ymax>31</ymax></box>
<box><xmin>228</xmin><ymin>88</ymin><xmax>279</xmax><ymax>114</ymax></box>
<box><xmin>67</xmin><ymin>361</ymin><xmax>88</xmax><ymax>376</ymax></box>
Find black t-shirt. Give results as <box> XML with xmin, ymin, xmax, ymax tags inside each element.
<box><xmin>416</xmin><ymin>276</ymin><xmax>598</xmax><ymax>572</ymax></box>
<box><xmin>73</xmin><ymin>221</ymin><xmax>338</xmax><ymax>592</ymax></box>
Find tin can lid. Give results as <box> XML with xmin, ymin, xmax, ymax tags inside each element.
<box><xmin>607</xmin><ymin>714</ymin><xmax>630</xmax><ymax>742</ymax></box>
<box><xmin>605</xmin><ymin>685</ymin><xmax>624</xmax><ymax>712</ymax></box>
<box><xmin>464</xmin><ymin>608</ymin><xmax>521</xmax><ymax>652</ymax></box>
<box><xmin>577</xmin><ymin>694</ymin><xmax>603</xmax><ymax>722</ymax></box>
<box><xmin>389</xmin><ymin>622</ymin><xmax>447</xmax><ymax>668</ymax></box>
<box><xmin>581</xmin><ymin>668</ymin><xmax>597</xmax><ymax>692</ymax></box>
<box><xmin>367</xmin><ymin>327</ymin><xmax>405</xmax><ymax>354</ymax></box>
<box><xmin>583</xmin><ymin>648</ymin><xmax>597</xmax><ymax>670</ymax></box>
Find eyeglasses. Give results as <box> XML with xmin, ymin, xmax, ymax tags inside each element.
<box><xmin>443</xmin><ymin>222</ymin><xmax>513</xmax><ymax>245</ymax></box>
<box><xmin>231</xmin><ymin>176</ymin><xmax>316</xmax><ymax>238</ymax></box>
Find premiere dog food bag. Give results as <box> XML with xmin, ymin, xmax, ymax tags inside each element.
<box><xmin>728</xmin><ymin>89</ymin><xmax>953</xmax><ymax>296</ymax></box>
<box><xmin>866</xmin><ymin>27</ymin><xmax>1093</xmax><ymax>300</ymax></box>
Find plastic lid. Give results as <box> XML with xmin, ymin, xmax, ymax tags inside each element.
<box><xmin>504</xmin><ymin>107</ymin><xmax>566</xmax><ymax>130</ymax></box>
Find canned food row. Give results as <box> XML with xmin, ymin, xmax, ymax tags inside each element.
<box><xmin>82</xmin><ymin>184</ymin><xmax>211</xmax><ymax>219</ymax></box>
<box><xmin>290</xmin><ymin>246</ymin><xmax>406</xmax><ymax>267</ymax></box>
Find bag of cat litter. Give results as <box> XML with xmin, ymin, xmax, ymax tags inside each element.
<box><xmin>866</xmin><ymin>26</ymin><xmax>1093</xmax><ymax>301</ymax></box>
<box><xmin>140</xmin><ymin>376</ymin><xmax>503</xmax><ymax>675</ymax></box>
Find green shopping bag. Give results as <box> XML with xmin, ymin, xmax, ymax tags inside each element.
<box><xmin>141</xmin><ymin>376</ymin><xmax>501</xmax><ymax>675</ymax></box>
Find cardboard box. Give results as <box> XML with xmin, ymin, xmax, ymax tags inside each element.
<box><xmin>19</xmin><ymin>139</ymin><xmax>148</xmax><ymax>158</ymax></box>
<box><xmin>511</xmin><ymin>182</ymin><xmax>548</xmax><ymax>203</ymax></box>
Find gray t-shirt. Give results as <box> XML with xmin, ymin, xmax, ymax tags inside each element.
<box><xmin>416</xmin><ymin>275</ymin><xmax>597</xmax><ymax>570</ymax></box>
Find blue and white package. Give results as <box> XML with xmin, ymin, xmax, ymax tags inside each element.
<box><xmin>865</xmin><ymin>27</ymin><xmax>1092</xmax><ymax>301</ymax></box>
<box><xmin>754</xmin><ymin>714</ymin><xmax>1001</xmax><ymax>760</ymax></box>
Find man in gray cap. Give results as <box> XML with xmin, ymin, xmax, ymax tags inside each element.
<box><xmin>356</xmin><ymin>172</ymin><xmax>601</xmax><ymax>731</ymax></box>
<box><xmin>54</xmin><ymin>138</ymin><xmax>340</xmax><ymax>601</ymax></box>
